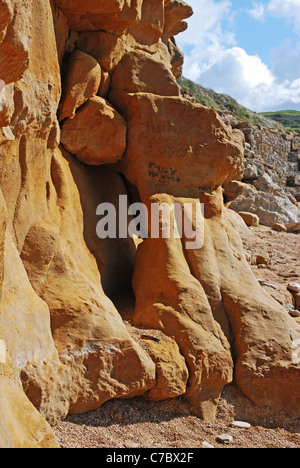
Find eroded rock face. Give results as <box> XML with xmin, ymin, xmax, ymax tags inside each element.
<box><xmin>132</xmin><ymin>194</ymin><xmax>234</xmax><ymax>421</ymax></box>
<box><xmin>227</xmin><ymin>124</ymin><xmax>300</xmax><ymax>226</ymax></box>
<box><xmin>58</xmin><ymin>50</ymin><xmax>101</xmax><ymax>121</ymax></box>
<box><xmin>0</xmin><ymin>352</ymin><xmax>60</xmax><ymax>448</ymax></box>
<box><xmin>230</xmin><ymin>184</ymin><xmax>300</xmax><ymax>227</ymax></box>
<box><xmin>110</xmin><ymin>93</ymin><xmax>244</xmax><ymax>200</ymax></box>
<box><xmin>0</xmin><ymin>0</ymin><xmax>299</xmax><ymax>448</ymax></box>
<box><xmin>60</xmin><ymin>96</ymin><xmax>127</xmax><ymax>164</ymax></box>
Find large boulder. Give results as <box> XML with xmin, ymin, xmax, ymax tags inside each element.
<box><xmin>60</xmin><ymin>96</ymin><xmax>127</xmax><ymax>165</ymax></box>
<box><xmin>76</xmin><ymin>30</ymin><xmax>126</xmax><ymax>72</ymax></box>
<box><xmin>109</xmin><ymin>48</ymin><xmax>180</xmax><ymax>102</ymax></box>
<box><xmin>128</xmin><ymin>326</ymin><xmax>189</xmax><ymax>402</ymax></box>
<box><xmin>58</xmin><ymin>50</ymin><xmax>101</xmax><ymax>121</ymax></box>
<box><xmin>230</xmin><ymin>185</ymin><xmax>300</xmax><ymax>226</ymax></box>
<box><xmin>111</xmin><ymin>93</ymin><xmax>244</xmax><ymax>200</ymax></box>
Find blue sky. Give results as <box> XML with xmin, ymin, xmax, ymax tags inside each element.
<box><xmin>176</xmin><ymin>0</ymin><xmax>300</xmax><ymax>112</ymax></box>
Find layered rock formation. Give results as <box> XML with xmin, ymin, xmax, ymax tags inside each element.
<box><xmin>0</xmin><ymin>0</ymin><xmax>299</xmax><ymax>448</ymax></box>
<box><xmin>228</xmin><ymin>124</ymin><xmax>300</xmax><ymax>226</ymax></box>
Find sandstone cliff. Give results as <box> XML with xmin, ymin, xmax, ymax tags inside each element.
<box><xmin>0</xmin><ymin>0</ymin><xmax>299</xmax><ymax>448</ymax></box>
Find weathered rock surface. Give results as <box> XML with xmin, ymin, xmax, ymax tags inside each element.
<box><xmin>0</xmin><ymin>352</ymin><xmax>60</xmax><ymax>448</ymax></box>
<box><xmin>54</xmin><ymin>0</ymin><xmax>128</xmax><ymax>16</ymax></box>
<box><xmin>286</xmin><ymin>222</ymin><xmax>300</xmax><ymax>233</ymax></box>
<box><xmin>163</xmin><ymin>0</ymin><xmax>193</xmax><ymax>41</ymax></box>
<box><xmin>0</xmin><ymin>0</ymin><xmax>30</xmax><ymax>85</ymax></box>
<box><xmin>110</xmin><ymin>48</ymin><xmax>180</xmax><ymax>101</ymax></box>
<box><xmin>60</xmin><ymin>96</ymin><xmax>127</xmax><ymax>165</ymax></box>
<box><xmin>23</xmin><ymin>148</ymin><xmax>156</xmax><ymax>417</ymax></box>
<box><xmin>230</xmin><ymin>185</ymin><xmax>300</xmax><ymax>227</ymax></box>
<box><xmin>272</xmin><ymin>223</ymin><xmax>287</xmax><ymax>232</ymax></box>
<box><xmin>111</xmin><ymin>93</ymin><xmax>244</xmax><ymax>200</ymax></box>
<box><xmin>223</xmin><ymin>180</ymin><xmax>249</xmax><ymax>203</ymax></box>
<box><xmin>0</xmin><ymin>0</ymin><xmax>299</xmax><ymax>448</ymax></box>
<box><xmin>227</xmin><ymin>123</ymin><xmax>300</xmax><ymax>226</ymax></box>
<box><xmin>137</xmin><ymin>330</ymin><xmax>189</xmax><ymax>402</ymax></box>
<box><xmin>76</xmin><ymin>30</ymin><xmax>126</xmax><ymax>72</ymax></box>
<box><xmin>238</xmin><ymin>211</ymin><xmax>259</xmax><ymax>227</ymax></box>
<box><xmin>58</xmin><ymin>50</ymin><xmax>101</xmax><ymax>121</ymax></box>
<box><xmin>132</xmin><ymin>194</ymin><xmax>234</xmax><ymax>421</ymax></box>
<box><xmin>133</xmin><ymin>194</ymin><xmax>300</xmax><ymax>420</ymax></box>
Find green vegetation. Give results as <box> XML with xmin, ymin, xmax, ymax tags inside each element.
<box><xmin>178</xmin><ymin>77</ymin><xmax>284</xmax><ymax>130</ymax></box>
<box><xmin>179</xmin><ymin>77</ymin><xmax>300</xmax><ymax>134</ymax></box>
<box><xmin>259</xmin><ymin>110</ymin><xmax>300</xmax><ymax>133</ymax></box>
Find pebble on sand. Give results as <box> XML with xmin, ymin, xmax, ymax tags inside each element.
<box><xmin>216</xmin><ymin>434</ymin><xmax>234</xmax><ymax>445</ymax></box>
<box><xmin>202</xmin><ymin>441</ymin><xmax>215</xmax><ymax>448</ymax></box>
<box><xmin>258</xmin><ymin>280</ymin><xmax>278</xmax><ymax>290</ymax></box>
<box><xmin>230</xmin><ymin>421</ymin><xmax>251</xmax><ymax>429</ymax></box>
<box><xmin>287</xmin><ymin>282</ymin><xmax>300</xmax><ymax>293</ymax></box>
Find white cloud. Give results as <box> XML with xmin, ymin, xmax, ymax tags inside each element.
<box><xmin>247</xmin><ymin>2</ymin><xmax>266</xmax><ymax>22</ymax></box>
<box><xmin>248</xmin><ymin>0</ymin><xmax>300</xmax><ymax>35</ymax></box>
<box><xmin>177</xmin><ymin>0</ymin><xmax>300</xmax><ymax>111</ymax></box>
<box><xmin>177</xmin><ymin>0</ymin><xmax>234</xmax><ymax>48</ymax></box>
<box><xmin>200</xmin><ymin>47</ymin><xmax>274</xmax><ymax>92</ymax></box>
<box><xmin>198</xmin><ymin>47</ymin><xmax>300</xmax><ymax>112</ymax></box>
<box><xmin>177</xmin><ymin>0</ymin><xmax>236</xmax><ymax>82</ymax></box>
<box><xmin>271</xmin><ymin>39</ymin><xmax>300</xmax><ymax>82</ymax></box>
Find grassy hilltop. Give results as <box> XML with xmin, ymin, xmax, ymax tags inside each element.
<box><xmin>179</xmin><ymin>77</ymin><xmax>300</xmax><ymax>133</ymax></box>
<box><xmin>259</xmin><ymin>110</ymin><xmax>300</xmax><ymax>133</ymax></box>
